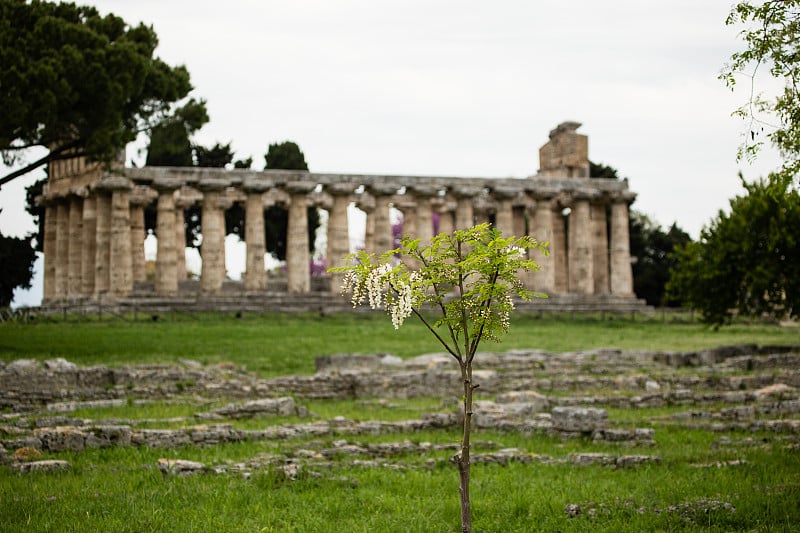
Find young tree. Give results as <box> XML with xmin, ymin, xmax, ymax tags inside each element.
<box><xmin>1</xmin><ymin>0</ymin><xmax>198</xmax><ymax>184</ymax></box>
<box><xmin>722</xmin><ymin>1</ymin><xmax>800</xmax><ymax>183</ymax></box>
<box><xmin>331</xmin><ymin>224</ymin><xmax>547</xmax><ymax>533</ymax></box>
<box><xmin>667</xmin><ymin>176</ymin><xmax>799</xmax><ymax>324</ymax></box>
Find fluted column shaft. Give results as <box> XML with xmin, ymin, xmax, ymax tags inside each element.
<box><xmin>94</xmin><ymin>193</ymin><xmax>111</xmax><ymax>296</ymax></box>
<box><xmin>286</xmin><ymin>184</ymin><xmax>312</xmax><ymax>293</ymax></box>
<box><xmin>155</xmin><ymin>188</ymin><xmax>179</xmax><ymax>295</ymax></box>
<box><xmin>67</xmin><ymin>196</ymin><xmax>83</xmax><ymax>297</ymax></box>
<box><xmin>494</xmin><ymin>198</ymin><xmax>514</xmax><ymax>237</ymax></box>
<box><xmin>414</xmin><ymin>195</ymin><xmax>434</xmax><ymax>245</ymax></box>
<box><xmin>454</xmin><ymin>189</ymin><xmax>478</xmax><ymax>231</ymax></box>
<box><xmin>592</xmin><ymin>203</ymin><xmax>610</xmax><ymax>294</ymax></box>
<box><xmin>568</xmin><ymin>198</ymin><xmax>594</xmax><ymax>294</ymax></box>
<box><xmin>530</xmin><ymin>200</ymin><xmax>555</xmax><ymax>293</ymax></box>
<box><xmin>109</xmin><ymin>188</ymin><xmax>132</xmax><ymax>296</ymax></box>
<box><xmin>552</xmin><ymin>204</ymin><xmax>568</xmax><ymax>294</ymax></box>
<box><xmin>200</xmin><ymin>186</ymin><xmax>227</xmax><ymax>293</ymax></box>
<box><xmin>130</xmin><ymin>203</ymin><xmax>146</xmax><ymax>285</ymax></box>
<box><xmin>42</xmin><ymin>202</ymin><xmax>57</xmax><ymax>302</ymax></box>
<box><xmin>54</xmin><ymin>201</ymin><xmax>70</xmax><ymax>299</ymax></box>
<box><xmin>244</xmin><ymin>192</ymin><xmax>266</xmax><ymax>290</ymax></box>
<box><xmin>326</xmin><ymin>189</ymin><xmax>351</xmax><ymax>293</ymax></box>
<box><xmin>610</xmin><ymin>200</ymin><xmax>634</xmax><ymax>296</ymax></box>
<box><xmin>81</xmin><ymin>196</ymin><xmax>96</xmax><ymax>295</ymax></box>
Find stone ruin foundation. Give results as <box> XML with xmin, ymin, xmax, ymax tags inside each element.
<box><xmin>2</xmin><ymin>343</ymin><xmax>799</xmax><ymax>481</ymax></box>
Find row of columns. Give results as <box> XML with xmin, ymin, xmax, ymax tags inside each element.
<box><xmin>42</xmin><ymin>177</ymin><xmax>635</xmax><ymax>302</ymax></box>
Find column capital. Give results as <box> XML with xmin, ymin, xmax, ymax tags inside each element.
<box><xmin>152</xmin><ymin>177</ymin><xmax>184</xmax><ymax>192</ymax></box>
<box><xmin>450</xmin><ymin>185</ymin><xmax>483</xmax><ymax>199</ymax></box>
<box><xmin>408</xmin><ymin>184</ymin><xmax>439</xmax><ymax>197</ymax></box>
<box><xmin>286</xmin><ymin>181</ymin><xmax>316</xmax><ymax>195</ymax></box>
<box><xmin>130</xmin><ymin>185</ymin><xmax>157</xmax><ymax>206</ymax></box>
<box><xmin>366</xmin><ymin>183</ymin><xmax>400</xmax><ymax>197</ymax></box>
<box><xmin>326</xmin><ymin>182</ymin><xmax>357</xmax><ymax>196</ymax></box>
<box><xmin>610</xmin><ymin>190</ymin><xmax>637</xmax><ymax>204</ymax></box>
<box><xmin>92</xmin><ymin>176</ymin><xmax>133</xmax><ymax>192</ymax></box>
<box><xmin>197</xmin><ymin>177</ymin><xmax>230</xmax><ymax>192</ymax></box>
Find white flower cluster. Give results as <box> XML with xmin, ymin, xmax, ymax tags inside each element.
<box><xmin>388</xmin><ymin>271</ymin><xmax>420</xmax><ymax>329</ymax></box>
<box><xmin>367</xmin><ymin>263</ymin><xmax>392</xmax><ymax>309</ymax></box>
<box><xmin>341</xmin><ymin>270</ymin><xmax>364</xmax><ymax>308</ymax></box>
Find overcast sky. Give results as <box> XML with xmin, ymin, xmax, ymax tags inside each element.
<box><xmin>0</xmin><ymin>0</ymin><xmax>785</xmax><ymax>306</ymax></box>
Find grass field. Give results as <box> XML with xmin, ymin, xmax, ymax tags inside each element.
<box><xmin>1</xmin><ymin>311</ymin><xmax>797</xmax><ymax>376</ymax></box>
<box><xmin>1</xmin><ymin>313</ymin><xmax>799</xmax><ymax>531</ymax></box>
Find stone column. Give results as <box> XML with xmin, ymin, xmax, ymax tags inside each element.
<box><xmin>591</xmin><ymin>201</ymin><xmax>610</xmax><ymax>295</ymax></box>
<box><xmin>436</xmin><ymin>199</ymin><xmax>455</xmax><ymax>236</ymax></box>
<box><xmin>552</xmin><ymin>201</ymin><xmax>568</xmax><ymax>294</ymax></box>
<box><xmin>492</xmin><ymin>187</ymin><xmax>516</xmax><ymax>237</ymax></box>
<box><xmin>54</xmin><ymin>200</ymin><xmax>70</xmax><ymax>299</ymax></box>
<box><xmin>81</xmin><ymin>195</ymin><xmax>96</xmax><ymax>296</ymax></box>
<box><xmin>453</xmin><ymin>187</ymin><xmax>479</xmax><ymax>231</ymax></box>
<box><xmin>108</xmin><ymin>178</ymin><xmax>134</xmax><ymax>297</ymax></box>
<box><xmin>326</xmin><ymin>183</ymin><xmax>353</xmax><ymax>293</ymax></box>
<box><xmin>129</xmin><ymin>187</ymin><xmax>154</xmax><ymax>286</ymax></box>
<box><xmin>198</xmin><ymin>179</ymin><xmax>230</xmax><ymax>294</ymax></box>
<box><xmin>94</xmin><ymin>192</ymin><xmax>111</xmax><ymax>296</ymax></box>
<box><xmin>410</xmin><ymin>185</ymin><xmax>436</xmax><ymax>245</ymax></box>
<box><xmin>67</xmin><ymin>195</ymin><xmax>83</xmax><ymax>298</ymax></box>
<box><xmin>610</xmin><ymin>193</ymin><xmax>636</xmax><ymax>296</ymax></box>
<box><xmin>568</xmin><ymin>194</ymin><xmax>594</xmax><ymax>295</ymax></box>
<box><xmin>367</xmin><ymin>184</ymin><xmax>397</xmax><ymax>254</ymax></box>
<box><xmin>153</xmin><ymin>179</ymin><xmax>182</xmax><ymax>296</ymax></box>
<box><xmin>42</xmin><ymin>199</ymin><xmax>58</xmax><ymax>302</ymax></box>
<box><xmin>530</xmin><ymin>198</ymin><xmax>555</xmax><ymax>293</ymax></box>
<box><xmin>243</xmin><ymin>184</ymin><xmax>268</xmax><ymax>291</ymax></box>
<box><xmin>175</xmin><ymin>196</ymin><xmax>195</xmax><ymax>282</ymax></box>
<box><xmin>286</xmin><ymin>182</ymin><xmax>315</xmax><ymax>293</ymax></box>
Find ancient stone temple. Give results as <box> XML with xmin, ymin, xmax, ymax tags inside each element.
<box><xmin>38</xmin><ymin>122</ymin><xmax>644</xmax><ymax>311</ymax></box>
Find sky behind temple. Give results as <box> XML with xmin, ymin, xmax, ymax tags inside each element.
<box><xmin>0</xmin><ymin>0</ymin><xmax>786</xmax><ymax>306</ymax></box>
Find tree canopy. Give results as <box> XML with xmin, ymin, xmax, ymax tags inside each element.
<box><xmin>1</xmin><ymin>0</ymin><xmax>197</xmax><ymax>183</ymax></box>
<box><xmin>0</xmin><ymin>226</ymin><xmax>37</xmax><ymax>307</ymax></box>
<box><xmin>667</xmin><ymin>177</ymin><xmax>799</xmax><ymax>324</ymax></box>
<box><xmin>263</xmin><ymin>141</ymin><xmax>318</xmax><ymax>261</ymax></box>
<box><xmin>629</xmin><ymin>212</ymin><xmax>691</xmax><ymax>307</ymax></box>
<box><xmin>144</xmin><ymin>99</ymin><xmax>208</xmax><ymax>167</ymax></box>
<box><xmin>722</xmin><ymin>1</ymin><xmax>800</xmax><ymax>182</ymax></box>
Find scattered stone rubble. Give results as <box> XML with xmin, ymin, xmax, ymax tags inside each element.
<box><xmin>2</xmin><ymin>343</ymin><xmax>799</xmax><ymax>478</ymax></box>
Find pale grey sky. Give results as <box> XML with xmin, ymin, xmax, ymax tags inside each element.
<box><xmin>0</xmin><ymin>0</ymin><xmax>785</xmax><ymax>306</ymax></box>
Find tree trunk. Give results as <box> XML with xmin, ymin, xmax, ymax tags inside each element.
<box><xmin>458</xmin><ymin>361</ymin><xmax>474</xmax><ymax>533</ymax></box>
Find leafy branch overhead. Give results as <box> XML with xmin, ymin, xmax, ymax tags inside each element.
<box><xmin>0</xmin><ymin>0</ymin><xmax>200</xmax><ymax>180</ymax></box>
<box><xmin>722</xmin><ymin>1</ymin><xmax>800</xmax><ymax>182</ymax></box>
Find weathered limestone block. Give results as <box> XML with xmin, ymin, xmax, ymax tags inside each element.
<box><xmin>85</xmin><ymin>425</ymin><xmax>132</xmax><ymax>448</ymax></box>
<box><xmin>13</xmin><ymin>460</ymin><xmax>71</xmax><ymax>473</ymax></box>
<box><xmin>35</xmin><ymin>427</ymin><xmax>87</xmax><ymax>452</ymax></box>
<box><xmin>495</xmin><ymin>391</ymin><xmax>550</xmax><ymax>411</ymax></box>
<box><xmin>210</xmin><ymin>398</ymin><xmax>304</xmax><ymax>419</ymax></box>
<box><xmin>551</xmin><ymin>406</ymin><xmax>608</xmax><ymax>433</ymax></box>
<box><xmin>158</xmin><ymin>458</ymin><xmax>206</xmax><ymax>476</ymax></box>
<box><xmin>315</xmin><ymin>354</ymin><xmax>403</xmax><ymax>373</ymax></box>
<box><xmin>132</xmin><ymin>429</ymin><xmax>193</xmax><ymax>448</ymax></box>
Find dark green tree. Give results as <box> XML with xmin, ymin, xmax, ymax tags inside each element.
<box><xmin>589</xmin><ymin>161</ymin><xmax>622</xmax><ymax>180</ymax></box>
<box><xmin>263</xmin><ymin>141</ymin><xmax>318</xmax><ymax>260</ymax></box>
<box><xmin>629</xmin><ymin>212</ymin><xmax>691</xmax><ymax>307</ymax></box>
<box><xmin>1</xmin><ymin>0</ymin><xmax>197</xmax><ymax>184</ymax></box>
<box><xmin>145</xmin><ymin>99</ymin><xmax>208</xmax><ymax>167</ymax></box>
<box><xmin>25</xmin><ymin>174</ymin><xmax>47</xmax><ymax>252</ymax></box>
<box><xmin>0</xmin><ymin>227</ymin><xmax>37</xmax><ymax>307</ymax></box>
<box><xmin>264</xmin><ymin>141</ymin><xmax>308</xmax><ymax>171</ymax></box>
<box><xmin>194</xmin><ymin>141</ymin><xmax>234</xmax><ymax>168</ymax></box>
<box><xmin>233</xmin><ymin>157</ymin><xmax>253</xmax><ymax>169</ymax></box>
<box><xmin>667</xmin><ymin>177</ymin><xmax>800</xmax><ymax>324</ymax></box>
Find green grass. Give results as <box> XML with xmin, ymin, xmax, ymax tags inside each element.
<box><xmin>1</xmin><ymin>314</ymin><xmax>799</xmax><ymax>531</ymax></box>
<box><xmin>1</xmin><ymin>312</ymin><xmax>797</xmax><ymax>376</ymax></box>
